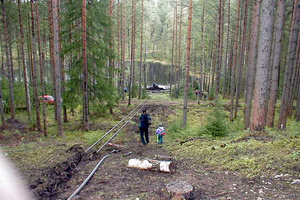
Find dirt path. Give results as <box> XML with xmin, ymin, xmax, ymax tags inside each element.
<box><xmin>49</xmin><ymin>104</ymin><xmax>299</xmax><ymax>200</ymax></box>
<box><xmin>56</xmin><ymin>127</ymin><xmax>299</xmax><ymax>200</ymax></box>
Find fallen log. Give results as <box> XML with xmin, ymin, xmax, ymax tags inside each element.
<box><xmin>166</xmin><ymin>181</ymin><xmax>194</xmax><ymax>200</ymax></box>
<box><xmin>128</xmin><ymin>159</ymin><xmax>176</xmax><ymax>173</ymax></box>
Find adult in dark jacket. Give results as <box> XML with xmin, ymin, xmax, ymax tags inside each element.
<box><xmin>139</xmin><ymin>109</ymin><xmax>151</xmax><ymax>146</ymax></box>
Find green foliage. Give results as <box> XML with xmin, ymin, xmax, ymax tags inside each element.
<box><xmin>202</xmin><ymin>100</ymin><xmax>228</xmax><ymax>137</ymax></box>
<box><xmin>141</xmin><ymin>89</ymin><xmax>149</xmax><ymax>99</ymax></box>
<box><xmin>61</xmin><ymin>0</ymin><xmax>118</xmax><ymax>115</ymax></box>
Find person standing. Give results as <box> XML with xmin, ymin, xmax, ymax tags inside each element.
<box><xmin>139</xmin><ymin>109</ymin><xmax>151</xmax><ymax>146</ymax></box>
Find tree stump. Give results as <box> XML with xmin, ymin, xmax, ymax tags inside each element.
<box><xmin>166</xmin><ymin>181</ymin><xmax>194</xmax><ymax>200</ymax></box>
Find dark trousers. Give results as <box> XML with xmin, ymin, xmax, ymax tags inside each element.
<box><xmin>139</xmin><ymin>127</ymin><xmax>149</xmax><ymax>145</ymax></box>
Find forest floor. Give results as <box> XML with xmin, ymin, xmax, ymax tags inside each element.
<box><xmin>1</xmin><ymin>95</ymin><xmax>299</xmax><ymax>200</ymax></box>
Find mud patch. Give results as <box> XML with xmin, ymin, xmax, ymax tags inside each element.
<box><xmin>30</xmin><ymin>145</ymin><xmax>88</xmax><ymax>200</ymax></box>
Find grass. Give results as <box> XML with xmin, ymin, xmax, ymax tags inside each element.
<box><xmin>165</xmin><ymin>102</ymin><xmax>300</xmax><ymax>178</ymax></box>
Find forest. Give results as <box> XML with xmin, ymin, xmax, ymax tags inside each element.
<box><xmin>0</xmin><ymin>0</ymin><xmax>299</xmax><ymax>199</ymax></box>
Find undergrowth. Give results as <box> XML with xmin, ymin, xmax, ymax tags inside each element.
<box><xmin>166</xmin><ymin>102</ymin><xmax>300</xmax><ymax>178</ymax></box>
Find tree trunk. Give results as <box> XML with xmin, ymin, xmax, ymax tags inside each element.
<box><xmin>234</xmin><ymin>0</ymin><xmax>248</xmax><ymax>119</ymax></box>
<box><xmin>1</xmin><ymin>0</ymin><xmax>15</xmax><ymax>120</ymax></box>
<box><xmin>229</xmin><ymin>0</ymin><xmax>241</xmax><ymax>122</ymax></box>
<box><xmin>121</xmin><ymin>0</ymin><xmax>126</xmax><ymax>100</ymax></box>
<box><xmin>174</xmin><ymin>0</ymin><xmax>178</xmax><ymax>97</ymax></box>
<box><xmin>266</xmin><ymin>0</ymin><xmax>285</xmax><ymax>127</ymax></box>
<box><xmin>35</xmin><ymin>1</ymin><xmax>47</xmax><ymax>136</ymax></box>
<box><xmin>30</xmin><ymin>0</ymin><xmax>42</xmax><ymax>131</ymax></box>
<box><xmin>57</xmin><ymin>0</ymin><xmax>67</xmax><ymax>123</ymax></box>
<box><xmin>215</xmin><ymin>0</ymin><xmax>224</xmax><ymax>97</ymax></box>
<box><xmin>109</xmin><ymin>0</ymin><xmax>114</xmax><ymax>84</ymax></box>
<box><xmin>170</xmin><ymin>1</ymin><xmax>176</xmax><ymax>95</ymax></box>
<box><xmin>82</xmin><ymin>0</ymin><xmax>88</xmax><ymax>131</ymax></box>
<box><xmin>244</xmin><ymin>0</ymin><xmax>261</xmax><ymax>129</ymax></box>
<box><xmin>200</xmin><ymin>0</ymin><xmax>205</xmax><ymax>102</ymax></box>
<box><xmin>52</xmin><ymin>0</ymin><xmax>63</xmax><ymax>135</ymax></box>
<box><xmin>48</xmin><ymin>0</ymin><xmax>57</xmax><ymax>121</ymax></box>
<box><xmin>251</xmin><ymin>0</ymin><xmax>275</xmax><ymax>131</ymax></box>
<box><xmin>0</xmin><ymin>46</ymin><xmax>4</xmax><ymax>126</ymax></box>
<box><xmin>129</xmin><ymin>0</ymin><xmax>136</xmax><ymax>104</ymax></box>
<box><xmin>294</xmin><ymin>34</ymin><xmax>300</xmax><ymax>121</ymax></box>
<box><xmin>131</xmin><ymin>0</ymin><xmax>136</xmax><ymax>98</ymax></box>
<box><xmin>182</xmin><ymin>0</ymin><xmax>193</xmax><ymax>128</ymax></box>
<box><xmin>296</xmin><ymin>85</ymin><xmax>300</xmax><ymax>122</ymax></box>
<box><xmin>277</xmin><ymin>0</ymin><xmax>300</xmax><ymax>129</ymax></box>
<box><xmin>117</xmin><ymin>0</ymin><xmax>121</xmax><ymax>95</ymax></box>
<box><xmin>222</xmin><ymin>0</ymin><xmax>231</xmax><ymax>99</ymax></box>
<box><xmin>138</xmin><ymin>0</ymin><xmax>144</xmax><ymax>99</ymax></box>
<box><xmin>177</xmin><ymin>0</ymin><xmax>183</xmax><ymax>97</ymax></box>
<box><xmin>18</xmin><ymin>0</ymin><xmax>31</xmax><ymax>121</ymax></box>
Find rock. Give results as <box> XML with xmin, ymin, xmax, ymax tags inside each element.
<box><xmin>257</xmin><ymin>197</ymin><xmax>263</xmax><ymax>200</ymax></box>
<box><xmin>291</xmin><ymin>179</ymin><xmax>300</xmax><ymax>185</ymax></box>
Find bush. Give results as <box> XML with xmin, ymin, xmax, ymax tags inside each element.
<box><xmin>202</xmin><ymin>100</ymin><xmax>228</xmax><ymax>137</ymax></box>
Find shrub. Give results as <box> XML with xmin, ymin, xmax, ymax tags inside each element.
<box><xmin>202</xmin><ymin>100</ymin><xmax>228</xmax><ymax>137</ymax></box>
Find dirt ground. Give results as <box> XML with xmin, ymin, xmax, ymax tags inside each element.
<box><xmin>2</xmin><ymin>103</ymin><xmax>299</xmax><ymax>200</ymax></box>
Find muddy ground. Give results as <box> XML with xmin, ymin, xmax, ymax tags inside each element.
<box><xmin>2</xmin><ymin>103</ymin><xmax>299</xmax><ymax>200</ymax></box>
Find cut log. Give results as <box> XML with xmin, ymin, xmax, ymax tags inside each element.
<box><xmin>107</xmin><ymin>143</ymin><xmax>124</xmax><ymax>149</ymax></box>
<box><xmin>128</xmin><ymin>159</ymin><xmax>176</xmax><ymax>173</ymax></box>
<box><xmin>166</xmin><ymin>181</ymin><xmax>194</xmax><ymax>200</ymax></box>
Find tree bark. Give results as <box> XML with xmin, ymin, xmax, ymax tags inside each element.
<box><xmin>117</xmin><ymin>0</ymin><xmax>121</xmax><ymax>95</ymax></box>
<box><xmin>295</xmin><ymin>34</ymin><xmax>300</xmax><ymax>121</ymax></box>
<box><xmin>0</xmin><ymin>43</ymin><xmax>4</xmax><ymax>126</ymax></box>
<box><xmin>266</xmin><ymin>0</ymin><xmax>285</xmax><ymax>127</ymax></box>
<box><xmin>182</xmin><ymin>0</ymin><xmax>193</xmax><ymax>128</ymax></box>
<box><xmin>229</xmin><ymin>0</ymin><xmax>241</xmax><ymax>122</ymax></box>
<box><xmin>138</xmin><ymin>0</ymin><xmax>144</xmax><ymax>99</ymax></box>
<box><xmin>215</xmin><ymin>0</ymin><xmax>224</xmax><ymax>97</ymax></box>
<box><xmin>222</xmin><ymin>0</ymin><xmax>231</xmax><ymax>99</ymax></box>
<box><xmin>35</xmin><ymin>0</ymin><xmax>47</xmax><ymax>136</ymax></box>
<box><xmin>128</xmin><ymin>0</ymin><xmax>136</xmax><ymax>105</ymax></box>
<box><xmin>30</xmin><ymin>0</ymin><xmax>42</xmax><ymax>131</ymax></box>
<box><xmin>1</xmin><ymin>0</ymin><xmax>15</xmax><ymax>120</ymax></box>
<box><xmin>177</xmin><ymin>0</ymin><xmax>183</xmax><ymax>97</ymax></box>
<box><xmin>82</xmin><ymin>0</ymin><xmax>88</xmax><ymax>131</ymax></box>
<box><xmin>244</xmin><ymin>0</ymin><xmax>261</xmax><ymax>129</ymax></box>
<box><xmin>251</xmin><ymin>0</ymin><xmax>275</xmax><ymax>131</ymax></box>
<box><xmin>52</xmin><ymin>0</ymin><xmax>63</xmax><ymax>135</ymax></box>
<box><xmin>18</xmin><ymin>0</ymin><xmax>31</xmax><ymax>121</ymax></box>
<box><xmin>277</xmin><ymin>0</ymin><xmax>300</xmax><ymax>129</ymax></box>
<box><xmin>170</xmin><ymin>1</ymin><xmax>176</xmax><ymax>95</ymax></box>
<box><xmin>48</xmin><ymin>0</ymin><xmax>57</xmax><ymax>121</ymax></box>
<box><xmin>121</xmin><ymin>0</ymin><xmax>126</xmax><ymax>100</ymax></box>
<box><xmin>199</xmin><ymin>0</ymin><xmax>205</xmax><ymax>102</ymax></box>
<box><xmin>174</xmin><ymin>0</ymin><xmax>178</xmax><ymax>97</ymax></box>
<box><xmin>234</xmin><ymin>0</ymin><xmax>248</xmax><ymax>119</ymax></box>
